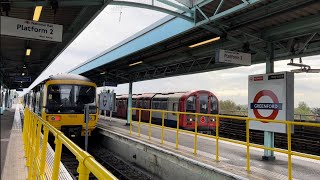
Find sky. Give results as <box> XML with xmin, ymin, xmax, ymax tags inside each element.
<box><xmin>23</xmin><ymin>3</ymin><xmax>320</xmax><ymax>108</ymax></box>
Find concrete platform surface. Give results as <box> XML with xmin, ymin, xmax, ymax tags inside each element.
<box><xmin>1</xmin><ymin>104</ymin><xmax>28</xmax><ymax>179</ymax></box>
<box><xmin>1</xmin><ymin>106</ymin><xmax>15</xmax><ymax>175</ymax></box>
<box><xmin>1</xmin><ymin>104</ymin><xmax>73</xmax><ymax>180</ymax></box>
<box><xmin>97</xmin><ymin>116</ymin><xmax>320</xmax><ymax>180</ymax></box>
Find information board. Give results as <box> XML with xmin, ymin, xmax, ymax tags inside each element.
<box><xmin>215</xmin><ymin>49</ymin><xmax>251</xmax><ymax>66</ymax></box>
<box><xmin>248</xmin><ymin>72</ymin><xmax>294</xmax><ymax>133</ymax></box>
<box><xmin>1</xmin><ymin>16</ymin><xmax>63</xmax><ymax>42</ymax></box>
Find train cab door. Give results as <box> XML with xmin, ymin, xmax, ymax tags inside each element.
<box><xmin>209</xmin><ymin>96</ymin><xmax>219</xmax><ymax>126</ymax></box>
<box><xmin>198</xmin><ymin>94</ymin><xmax>209</xmax><ymax>125</ymax></box>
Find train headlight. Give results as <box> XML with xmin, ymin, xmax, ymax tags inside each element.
<box><xmin>189</xmin><ymin>118</ymin><xmax>193</xmax><ymax>122</ymax></box>
<box><xmin>48</xmin><ymin>115</ymin><xmax>61</xmax><ymax>121</ymax></box>
<box><xmin>211</xmin><ymin>118</ymin><xmax>215</xmax><ymax>122</ymax></box>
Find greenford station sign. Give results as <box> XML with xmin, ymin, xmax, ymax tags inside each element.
<box><xmin>1</xmin><ymin>16</ymin><xmax>63</xmax><ymax>42</ymax></box>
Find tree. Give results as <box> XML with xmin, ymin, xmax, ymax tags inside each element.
<box><xmin>295</xmin><ymin>101</ymin><xmax>312</xmax><ymax>115</ymax></box>
<box><xmin>219</xmin><ymin>100</ymin><xmax>237</xmax><ymax>111</ymax></box>
<box><xmin>311</xmin><ymin>108</ymin><xmax>320</xmax><ymax>115</ymax></box>
<box><xmin>219</xmin><ymin>100</ymin><xmax>247</xmax><ymax>115</ymax></box>
<box><xmin>294</xmin><ymin>101</ymin><xmax>314</xmax><ymax>121</ymax></box>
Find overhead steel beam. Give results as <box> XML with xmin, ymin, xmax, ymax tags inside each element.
<box><xmin>195</xmin><ymin>0</ymin><xmax>215</xmax><ymax>8</ymax></box>
<box><xmin>156</xmin><ymin>0</ymin><xmax>194</xmax><ymax>13</ymax></box>
<box><xmin>109</xmin><ymin>1</ymin><xmax>194</xmax><ymax>22</ymax></box>
<box><xmin>196</xmin><ymin>0</ymin><xmax>264</xmax><ymax>26</ymax></box>
<box><xmin>0</xmin><ymin>0</ymin><xmax>104</xmax><ymax>7</ymax></box>
<box><xmin>262</xmin><ymin>14</ymin><xmax>320</xmax><ymax>40</ymax></box>
<box><xmin>227</xmin><ymin>0</ymin><xmax>316</xmax><ymax>30</ymax></box>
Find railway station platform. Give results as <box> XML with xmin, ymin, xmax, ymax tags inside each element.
<box><xmin>97</xmin><ymin>116</ymin><xmax>320</xmax><ymax>180</ymax></box>
<box><xmin>1</xmin><ymin>104</ymin><xmax>72</xmax><ymax>180</ymax></box>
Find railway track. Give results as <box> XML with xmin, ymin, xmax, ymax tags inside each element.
<box><xmin>49</xmin><ymin>136</ymin><xmax>153</xmax><ymax>180</ymax></box>
<box><xmin>88</xmin><ymin>143</ymin><xmax>152</xmax><ymax>180</ymax></box>
<box><xmin>104</xmin><ymin>115</ymin><xmax>319</xmax><ymax>156</ymax></box>
<box><xmin>219</xmin><ymin>116</ymin><xmax>320</xmax><ymax>156</ymax></box>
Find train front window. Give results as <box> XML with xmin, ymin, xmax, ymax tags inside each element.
<box><xmin>186</xmin><ymin>96</ymin><xmax>196</xmax><ymax>113</ymax></box>
<box><xmin>199</xmin><ymin>95</ymin><xmax>208</xmax><ymax>114</ymax></box>
<box><xmin>46</xmin><ymin>85</ymin><xmax>96</xmax><ymax>114</ymax></box>
<box><xmin>210</xmin><ymin>96</ymin><xmax>218</xmax><ymax>114</ymax></box>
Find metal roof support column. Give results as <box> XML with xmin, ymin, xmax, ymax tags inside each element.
<box><xmin>263</xmin><ymin>42</ymin><xmax>275</xmax><ymax>161</ymax></box>
<box><xmin>126</xmin><ymin>82</ymin><xmax>133</xmax><ymax>125</ymax></box>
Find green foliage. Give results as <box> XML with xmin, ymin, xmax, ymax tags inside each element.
<box><xmin>219</xmin><ymin>100</ymin><xmax>238</xmax><ymax>111</ymax></box>
<box><xmin>219</xmin><ymin>100</ymin><xmax>247</xmax><ymax>116</ymax></box>
<box><xmin>294</xmin><ymin>101</ymin><xmax>315</xmax><ymax>121</ymax></box>
<box><xmin>294</xmin><ymin>101</ymin><xmax>312</xmax><ymax>115</ymax></box>
<box><xmin>311</xmin><ymin>108</ymin><xmax>320</xmax><ymax>115</ymax></box>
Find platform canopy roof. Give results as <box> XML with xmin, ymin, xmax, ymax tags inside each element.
<box><xmin>0</xmin><ymin>0</ymin><xmax>112</xmax><ymax>89</ymax></box>
<box><xmin>69</xmin><ymin>0</ymin><xmax>320</xmax><ymax>87</ymax></box>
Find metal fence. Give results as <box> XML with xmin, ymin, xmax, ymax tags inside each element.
<box><xmin>220</xmin><ymin>110</ymin><xmax>320</xmax><ymax>121</ymax></box>
<box><xmin>23</xmin><ymin>108</ymin><xmax>118</xmax><ymax>180</ymax></box>
<box><xmin>129</xmin><ymin>108</ymin><xmax>320</xmax><ymax>180</ymax></box>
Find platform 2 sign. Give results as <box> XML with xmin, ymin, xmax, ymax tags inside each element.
<box><xmin>215</xmin><ymin>49</ymin><xmax>251</xmax><ymax>66</ymax></box>
<box><xmin>1</xmin><ymin>16</ymin><xmax>63</xmax><ymax>42</ymax></box>
<box><xmin>248</xmin><ymin>72</ymin><xmax>294</xmax><ymax>133</ymax></box>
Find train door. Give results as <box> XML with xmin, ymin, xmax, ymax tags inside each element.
<box><xmin>141</xmin><ymin>99</ymin><xmax>150</xmax><ymax>122</ymax></box>
<box><xmin>209</xmin><ymin>96</ymin><xmax>218</xmax><ymax>127</ymax></box>
<box><xmin>198</xmin><ymin>94</ymin><xmax>209</xmax><ymax>121</ymax></box>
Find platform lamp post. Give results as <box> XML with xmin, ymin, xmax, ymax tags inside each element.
<box><xmin>126</xmin><ymin>82</ymin><xmax>133</xmax><ymax>126</ymax></box>
<box><xmin>263</xmin><ymin>42</ymin><xmax>275</xmax><ymax>160</ymax></box>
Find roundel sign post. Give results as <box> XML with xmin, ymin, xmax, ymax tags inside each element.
<box><xmin>248</xmin><ymin>72</ymin><xmax>294</xmax><ymax>134</ymax></box>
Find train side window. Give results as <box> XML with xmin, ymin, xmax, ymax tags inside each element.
<box><xmin>137</xmin><ymin>100</ymin><xmax>142</xmax><ymax>108</ymax></box>
<box><xmin>132</xmin><ymin>100</ymin><xmax>136</xmax><ymax>108</ymax></box>
<box><xmin>210</xmin><ymin>96</ymin><xmax>218</xmax><ymax>114</ymax></box>
<box><xmin>186</xmin><ymin>96</ymin><xmax>196</xmax><ymax>113</ymax></box>
<box><xmin>152</xmin><ymin>101</ymin><xmax>159</xmax><ymax>109</ymax></box>
<box><xmin>144</xmin><ymin>101</ymin><xmax>148</xmax><ymax>109</ymax></box>
<box><xmin>160</xmin><ymin>101</ymin><xmax>167</xmax><ymax>110</ymax></box>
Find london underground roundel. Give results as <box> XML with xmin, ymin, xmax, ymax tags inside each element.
<box><xmin>251</xmin><ymin>90</ymin><xmax>282</xmax><ymax>121</ymax></box>
<box><xmin>200</xmin><ymin>116</ymin><xmax>206</xmax><ymax>123</ymax></box>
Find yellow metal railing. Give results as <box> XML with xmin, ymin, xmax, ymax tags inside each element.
<box><xmin>22</xmin><ymin>108</ymin><xmax>118</xmax><ymax>180</ymax></box>
<box><xmin>129</xmin><ymin>108</ymin><xmax>320</xmax><ymax>180</ymax></box>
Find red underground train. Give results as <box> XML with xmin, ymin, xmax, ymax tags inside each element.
<box><xmin>113</xmin><ymin>90</ymin><xmax>219</xmax><ymax>133</ymax></box>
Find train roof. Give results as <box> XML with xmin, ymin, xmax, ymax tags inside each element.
<box><xmin>115</xmin><ymin>90</ymin><xmax>217</xmax><ymax>100</ymax></box>
<box><xmin>44</xmin><ymin>73</ymin><xmax>93</xmax><ymax>82</ymax></box>
<box><xmin>153</xmin><ymin>92</ymin><xmax>187</xmax><ymax>99</ymax></box>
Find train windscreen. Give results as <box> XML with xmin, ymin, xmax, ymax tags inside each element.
<box><xmin>210</xmin><ymin>96</ymin><xmax>218</xmax><ymax>114</ymax></box>
<box><xmin>46</xmin><ymin>84</ymin><xmax>96</xmax><ymax>114</ymax></box>
<box><xmin>199</xmin><ymin>95</ymin><xmax>208</xmax><ymax>114</ymax></box>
